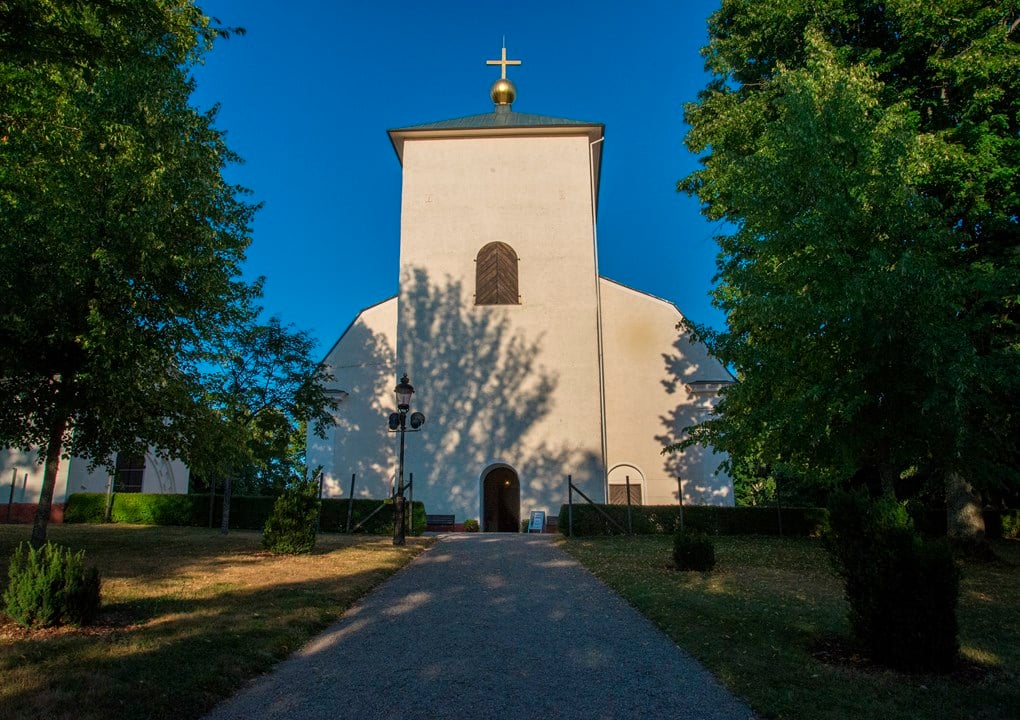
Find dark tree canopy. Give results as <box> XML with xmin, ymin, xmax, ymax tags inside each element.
<box><xmin>675</xmin><ymin>1</ymin><xmax>1019</xmax><ymax>503</ymax></box>
<box><xmin>0</xmin><ymin>1</ymin><xmax>261</xmax><ymax>545</ymax></box>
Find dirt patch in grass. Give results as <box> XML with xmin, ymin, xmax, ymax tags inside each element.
<box><xmin>809</xmin><ymin>636</ymin><xmax>998</xmax><ymax>686</ymax></box>
<box><xmin>0</xmin><ymin>524</ymin><xmax>433</xmax><ymax>720</ymax></box>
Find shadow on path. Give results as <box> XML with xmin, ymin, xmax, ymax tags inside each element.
<box><xmin>204</xmin><ymin>535</ymin><xmax>755</xmax><ymax>720</ymax></box>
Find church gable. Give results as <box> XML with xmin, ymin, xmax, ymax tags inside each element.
<box><xmin>600</xmin><ymin>277</ymin><xmax>734</xmax><ymax>505</ymax></box>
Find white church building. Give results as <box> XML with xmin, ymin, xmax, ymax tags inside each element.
<box><xmin>309</xmin><ymin>49</ymin><xmax>734</xmax><ymax>531</ymax></box>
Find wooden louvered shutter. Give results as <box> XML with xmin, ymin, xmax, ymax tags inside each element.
<box><xmin>609</xmin><ymin>484</ymin><xmax>642</xmax><ymax>505</ymax></box>
<box><xmin>475</xmin><ymin>242</ymin><xmax>519</xmax><ymax>305</ymax></box>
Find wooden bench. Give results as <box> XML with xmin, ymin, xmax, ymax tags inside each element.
<box><xmin>425</xmin><ymin>514</ymin><xmax>456</xmax><ymax>531</ymax></box>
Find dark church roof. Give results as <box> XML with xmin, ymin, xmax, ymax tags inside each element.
<box><xmin>387</xmin><ymin>106</ymin><xmax>605</xmax><ymax>169</ymax></box>
<box><xmin>393</xmin><ymin>107</ymin><xmax>600</xmax><ymax>132</ymax></box>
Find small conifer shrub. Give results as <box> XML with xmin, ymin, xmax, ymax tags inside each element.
<box><xmin>3</xmin><ymin>542</ymin><xmax>101</xmax><ymax>628</ymax></box>
<box><xmin>463</xmin><ymin>518</ymin><xmax>480</xmax><ymax>532</ymax></box>
<box><xmin>827</xmin><ymin>490</ymin><xmax>960</xmax><ymax>671</ymax></box>
<box><xmin>673</xmin><ymin>529</ymin><xmax>716</xmax><ymax>571</ymax></box>
<box><xmin>262</xmin><ymin>481</ymin><xmax>320</xmax><ymax>554</ymax></box>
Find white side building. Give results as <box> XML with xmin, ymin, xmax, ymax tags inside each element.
<box><xmin>0</xmin><ymin>447</ymin><xmax>189</xmax><ymax>521</ymax></box>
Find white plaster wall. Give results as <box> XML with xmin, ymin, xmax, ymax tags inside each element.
<box><xmin>67</xmin><ymin>456</ymin><xmax>107</xmax><ymax>497</ymax></box>
<box><xmin>600</xmin><ymin>278</ymin><xmax>734</xmax><ymax>506</ymax></box>
<box><xmin>310</xmin><ymin>298</ymin><xmax>398</xmax><ymax>500</ymax></box>
<box><xmin>396</xmin><ymin>132</ymin><xmax>606</xmax><ymax>522</ymax></box>
<box><xmin>0</xmin><ymin>448</ymin><xmax>65</xmax><ymax>504</ymax></box>
<box><xmin>1</xmin><ymin>448</ymin><xmax>189</xmax><ymax>504</ymax></box>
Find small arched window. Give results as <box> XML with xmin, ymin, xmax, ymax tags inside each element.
<box><xmin>475</xmin><ymin>242</ymin><xmax>519</xmax><ymax>305</ymax></box>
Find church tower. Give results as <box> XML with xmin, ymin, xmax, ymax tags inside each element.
<box><xmin>309</xmin><ymin>46</ymin><xmax>735</xmax><ymax>532</ymax></box>
<box><xmin>387</xmin><ymin>48</ymin><xmax>607</xmax><ymax>529</ymax></box>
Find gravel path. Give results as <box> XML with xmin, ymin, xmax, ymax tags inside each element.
<box><xmin>204</xmin><ymin>534</ymin><xmax>755</xmax><ymax>720</ymax></box>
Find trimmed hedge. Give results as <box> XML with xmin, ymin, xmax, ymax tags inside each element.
<box><xmin>64</xmin><ymin>493</ymin><xmax>426</xmax><ymax>535</ymax></box>
<box><xmin>556</xmin><ymin>503</ymin><xmax>1019</xmax><ymax>538</ymax></box>
<box><xmin>557</xmin><ymin>503</ymin><xmax>829</xmax><ymax>537</ymax></box>
<box><xmin>319</xmin><ymin>498</ymin><xmax>427</xmax><ymax>536</ymax></box>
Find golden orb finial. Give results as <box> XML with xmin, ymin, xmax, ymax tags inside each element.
<box><xmin>490</xmin><ymin>77</ymin><xmax>516</xmax><ymax>105</ymax></box>
<box><xmin>486</xmin><ymin>43</ymin><xmax>521</xmax><ymax>108</ymax></box>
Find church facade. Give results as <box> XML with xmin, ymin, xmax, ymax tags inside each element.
<box><xmin>308</xmin><ymin>52</ymin><xmax>734</xmax><ymax>530</ymax></box>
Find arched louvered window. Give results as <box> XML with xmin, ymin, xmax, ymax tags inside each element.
<box><xmin>475</xmin><ymin>242</ymin><xmax>519</xmax><ymax>305</ymax></box>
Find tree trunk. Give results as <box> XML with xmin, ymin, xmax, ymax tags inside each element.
<box><xmin>207</xmin><ymin>478</ymin><xmax>216</xmax><ymax>529</ymax></box>
<box><xmin>220</xmin><ymin>475</ymin><xmax>231</xmax><ymax>535</ymax></box>
<box><xmin>946</xmin><ymin>470</ymin><xmax>987</xmax><ymax>552</ymax></box>
<box><xmin>879</xmin><ymin>465</ymin><xmax>898</xmax><ymax>498</ymax></box>
<box><xmin>30</xmin><ymin>415</ymin><xmax>68</xmax><ymax>548</ymax></box>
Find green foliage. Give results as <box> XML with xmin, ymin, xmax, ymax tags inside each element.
<box><xmin>261</xmin><ymin>482</ymin><xmax>319</xmax><ymax>554</ymax></box>
<box><xmin>673</xmin><ymin>530</ymin><xmax>716</xmax><ymax>571</ymax></box>
<box><xmin>63</xmin><ymin>492</ymin><xmax>426</xmax><ymax>535</ymax></box>
<box><xmin>65</xmin><ymin>492</ymin><xmax>275</xmax><ymax>528</ymax></box>
<box><xmin>65</xmin><ymin>492</ymin><xmax>204</xmax><ymax>526</ymax></box>
<box><xmin>0</xmin><ymin>1</ymin><xmax>261</xmax><ymax>545</ymax></box>
<box><xmin>3</xmin><ymin>542</ymin><xmax>101</xmax><ymax>628</ymax></box>
<box><xmin>1001</xmin><ymin>510</ymin><xmax>1020</xmax><ymax>540</ymax></box>
<box><xmin>827</xmin><ymin>490</ymin><xmax>960</xmax><ymax>671</ymax></box>
<box><xmin>463</xmin><ymin>518</ymin><xmax>480</xmax><ymax>532</ymax></box>
<box><xmin>318</xmin><ymin>499</ymin><xmax>426</xmax><ymax>535</ymax></box>
<box><xmin>558</xmin><ymin>504</ymin><xmax>829</xmax><ymax>537</ymax></box>
<box><xmin>676</xmin><ymin>0</ymin><xmax>1020</xmax><ymax>510</ymax></box>
<box><xmin>187</xmin><ymin>318</ymin><xmax>336</xmax><ymax>514</ymax></box>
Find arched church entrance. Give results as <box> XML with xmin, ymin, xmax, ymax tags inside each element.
<box><xmin>482</xmin><ymin>466</ymin><xmax>520</xmax><ymax>532</ymax></box>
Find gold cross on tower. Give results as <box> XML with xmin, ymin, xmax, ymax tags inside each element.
<box><xmin>486</xmin><ymin>44</ymin><xmax>521</xmax><ymax>79</ymax></box>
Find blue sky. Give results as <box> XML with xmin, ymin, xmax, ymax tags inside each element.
<box><xmin>190</xmin><ymin>0</ymin><xmax>726</xmax><ymax>356</ymax></box>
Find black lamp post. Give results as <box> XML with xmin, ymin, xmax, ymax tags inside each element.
<box><xmin>388</xmin><ymin>373</ymin><xmax>425</xmax><ymax>546</ymax></box>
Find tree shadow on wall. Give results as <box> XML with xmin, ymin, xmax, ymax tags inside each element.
<box><xmin>398</xmin><ymin>267</ymin><xmax>602</xmax><ymax>515</ymax></box>
<box><xmin>312</xmin><ymin>307</ymin><xmax>397</xmax><ymax>498</ymax></box>
<box><xmin>655</xmin><ymin>333</ymin><xmax>732</xmax><ymax>505</ymax></box>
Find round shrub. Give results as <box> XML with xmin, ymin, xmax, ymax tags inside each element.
<box><xmin>262</xmin><ymin>481</ymin><xmax>320</xmax><ymax>554</ymax></box>
<box><xmin>3</xmin><ymin>542</ymin><xmax>101</xmax><ymax>628</ymax></box>
<box><xmin>463</xmin><ymin>518</ymin><xmax>479</xmax><ymax>532</ymax></box>
<box><xmin>673</xmin><ymin>530</ymin><xmax>715</xmax><ymax>571</ymax></box>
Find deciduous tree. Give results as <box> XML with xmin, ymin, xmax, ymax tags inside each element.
<box><xmin>0</xmin><ymin>1</ymin><xmax>257</xmax><ymax>546</ymax></box>
<box><xmin>675</xmin><ymin>1</ymin><xmax>1019</xmax><ymax>539</ymax></box>
<box><xmin>187</xmin><ymin>316</ymin><xmax>334</xmax><ymax>534</ymax></box>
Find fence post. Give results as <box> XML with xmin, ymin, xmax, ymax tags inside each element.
<box><xmin>775</xmin><ymin>476</ymin><xmax>784</xmax><ymax>537</ymax></box>
<box><xmin>625</xmin><ymin>474</ymin><xmax>633</xmax><ymax>534</ymax></box>
<box><xmin>677</xmin><ymin>476</ymin><xmax>685</xmax><ymax>534</ymax></box>
<box><xmin>104</xmin><ymin>473</ymin><xmax>114</xmax><ymax>523</ymax></box>
<box><xmin>346</xmin><ymin>474</ymin><xmax>356</xmax><ymax>533</ymax></box>
<box><xmin>568</xmin><ymin>474</ymin><xmax>574</xmax><ymax>538</ymax></box>
<box><xmin>6</xmin><ymin>468</ymin><xmax>15</xmax><ymax>523</ymax></box>
<box><xmin>314</xmin><ymin>470</ymin><xmax>325</xmax><ymax>534</ymax></box>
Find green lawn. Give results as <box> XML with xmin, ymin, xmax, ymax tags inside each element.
<box><xmin>562</xmin><ymin>535</ymin><xmax>1019</xmax><ymax>720</ymax></box>
<box><xmin>0</xmin><ymin>524</ymin><xmax>432</xmax><ymax>720</ymax></box>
